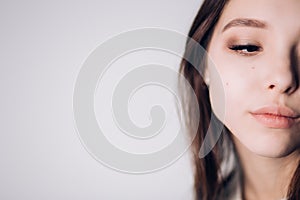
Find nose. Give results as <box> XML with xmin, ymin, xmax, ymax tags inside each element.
<box><xmin>266</xmin><ymin>46</ymin><xmax>299</xmax><ymax>95</ymax></box>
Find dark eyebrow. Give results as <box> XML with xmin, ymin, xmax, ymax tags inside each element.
<box><xmin>222</xmin><ymin>18</ymin><xmax>268</xmax><ymax>32</ymax></box>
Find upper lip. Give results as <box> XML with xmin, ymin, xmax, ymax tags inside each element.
<box><xmin>251</xmin><ymin>105</ymin><xmax>300</xmax><ymax>119</ymax></box>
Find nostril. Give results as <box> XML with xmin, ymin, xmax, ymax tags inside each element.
<box><xmin>268</xmin><ymin>84</ymin><xmax>275</xmax><ymax>89</ymax></box>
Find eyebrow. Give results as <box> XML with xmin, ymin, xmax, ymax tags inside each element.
<box><xmin>222</xmin><ymin>18</ymin><xmax>268</xmax><ymax>32</ymax></box>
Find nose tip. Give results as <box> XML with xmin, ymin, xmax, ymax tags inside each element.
<box><xmin>267</xmin><ymin>46</ymin><xmax>299</xmax><ymax>95</ymax></box>
<box><xmin>267</xmin><ymin>69</ymin><xmax>299</xmax><ymax>95</ymax></box>
<box><xmin>267</xmin><ymin>67</ymin><xmax>299</xmax><ymax>95</ymax></box>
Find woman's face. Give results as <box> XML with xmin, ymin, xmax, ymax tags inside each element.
<box><xmin>207</xmin><ymin>0</ymin><xmax>300</xmax><ymax>157</ymax></box>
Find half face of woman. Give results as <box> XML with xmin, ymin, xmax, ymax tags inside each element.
<box><xmin>207</xmin><ymin>0</ymin><xmax>300</xmax><ymax>157</ymax></box>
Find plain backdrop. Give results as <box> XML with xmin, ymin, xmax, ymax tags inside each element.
<box><xmin>0</xmin><ymin>0</ymin><xmax>203</xmax><ymax>199</ymax></box>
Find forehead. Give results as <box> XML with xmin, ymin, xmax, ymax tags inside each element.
<box><xmin>216</xmin><ymin>0</ymin><xmax>300</xmax><ymax>34</ymax></box>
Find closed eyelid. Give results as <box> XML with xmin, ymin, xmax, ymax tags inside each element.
<box><xmin>226</xmin><ymin>39</ymin><xmax>262</xmax><ymax>49</ymax></box>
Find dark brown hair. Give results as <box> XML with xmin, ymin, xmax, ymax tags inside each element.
<box><xmin>179</xmin><ymin>0</ymin><xmax>300</xmax><ymax>199</ymax></box>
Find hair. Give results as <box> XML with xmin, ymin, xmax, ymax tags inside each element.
<box><xmin>178</xmin><ymin>0</ymin><xmax>300</xmax><ymax>199</ymax></box>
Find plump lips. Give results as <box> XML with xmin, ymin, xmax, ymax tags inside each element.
<box><xmin>250</xmin><ymin>106</ymin><xmax>300</xmax><ymax>129</ymax></box>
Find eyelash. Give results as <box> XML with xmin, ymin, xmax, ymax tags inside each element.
<box><xmin>229</xmin><ymin>44</ymin><xmax>262</xmax><ymax>56</ymax></box>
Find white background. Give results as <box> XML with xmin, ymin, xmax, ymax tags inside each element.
<box><xmin>0</xmin><ymin>0</ymin><xmax>203</xmax><ymax>199</ymax></box>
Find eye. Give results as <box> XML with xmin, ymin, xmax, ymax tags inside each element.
<box><xmin>229</xmin><ymin>44</ymin><xmax>262</xmax><ymax>56</ymax></box>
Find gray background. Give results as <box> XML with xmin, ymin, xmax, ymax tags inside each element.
<box><xmin>0</xmin><ymin>0</ymin><xmax>203</xmax><ymax>199</ymax></box>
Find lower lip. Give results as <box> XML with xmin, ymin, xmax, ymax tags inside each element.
<box><xmin>251</xmin><ymin>113</ymin><xmax>296</xmax><ymax>129</ymax></box>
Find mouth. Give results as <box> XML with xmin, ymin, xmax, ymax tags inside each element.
<box><xmin>250</xmin><ymin>105</ymin><xmax>300</xmax><ymax>129</ymax></box>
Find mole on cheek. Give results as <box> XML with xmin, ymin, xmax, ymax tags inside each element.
<box><xmin>226</xmin><ymin>82</ymin><xmax>229</xmax><ymax>86</ymax></box>
<box><xmin>251</xmin><ymin>66</ymin><xmax>255</xmax><ymax>70</ymax></box>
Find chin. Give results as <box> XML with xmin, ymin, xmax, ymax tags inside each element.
<box><xmin>247</xmin><ymin>142</ymin><xmax>295</xmax><ymax>158</ymax></box>
<box><xmin>233</xmin><ymin>130</ymin><xmax>299</xmax><ymax>158</ymax></box>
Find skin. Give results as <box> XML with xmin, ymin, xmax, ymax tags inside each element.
<box><xmin>206</xmin><ymin>0</ymin><xmax>300</xmax><ymax>199</ymax></box>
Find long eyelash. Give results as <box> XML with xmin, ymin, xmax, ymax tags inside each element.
<box><xmin>229</xmin><ymin>44</ymin><xmax>261</xmax><ymax>55</ymax></box>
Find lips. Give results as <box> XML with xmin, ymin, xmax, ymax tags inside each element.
<box><xmin>250</xmin><ymin>106</ymin><xmax>300</xmax><ymax>129</ymax></box>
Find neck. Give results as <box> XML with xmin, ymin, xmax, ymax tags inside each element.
<box><xmin>233</xmin><ymin>137</ymin><xmax>300</xmax><ymax>200</ymax></box>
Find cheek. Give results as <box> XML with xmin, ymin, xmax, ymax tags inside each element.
<box><xmin>223</xmin><ymin>83</ymin><xmax>247</xmax><ymax>134</ymax></box>
<box><xmin>207</xmin><ymin>58</ymin><xmax>256</xmax><ymax>135</ymax></box>
<box><xmin>209</xmin><ymin>74</ymin><xmax>246</xmax><ymax>130</ymax></box>
<box><xmin>208</xmin><ymin>56</ymin><xmax>245</xmax><ymax>117</ymax></box>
